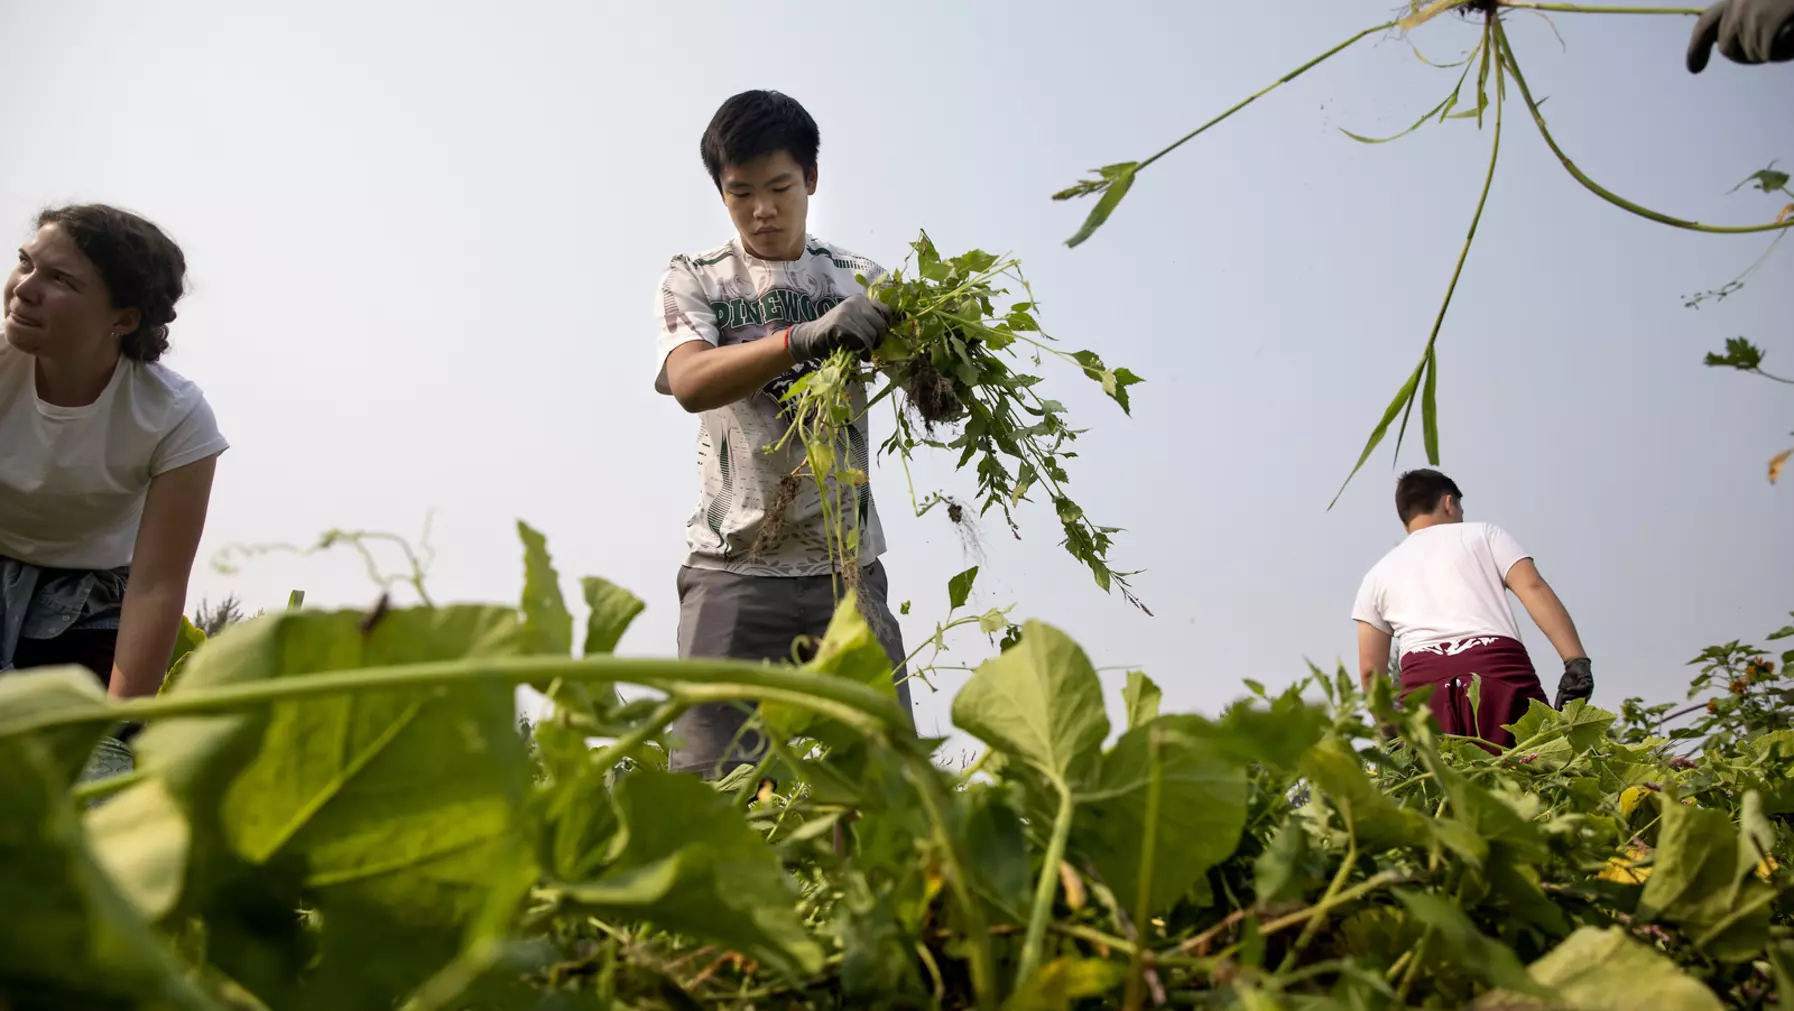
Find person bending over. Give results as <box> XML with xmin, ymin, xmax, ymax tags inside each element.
<box><xmin>2</xmin><ymin>204</ymin><xmax>228</xmax><ymax>769</ymax></box>
<box><xmin>1352</xmin><ymin>470</ymin><xmax>1592</xmax><ymax>748</ymax></box>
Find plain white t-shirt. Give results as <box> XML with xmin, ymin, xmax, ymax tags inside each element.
<box><xmin>0</xmin><ymin>345</ymin><xmax>228</xmax><ymax>570</ymax></box>
<box><xmin>1352</xmin><ymin>521</ymin><xmax>1531</xmax><ymax>656</ymax></box>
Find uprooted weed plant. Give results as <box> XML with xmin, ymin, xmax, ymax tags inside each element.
<box><xmin>765</xmin><ymin>231</ymin><xmax>1147</xmax><ymax>612</ymax></box>
<box><xmin>5</xmin><ymin>522</ymin><xmax>1792</xmax><ymax>1009</ymax></box>
<box><xmin>1051</xmin><ymin>0</ymin><xmax>1794</xmax><ymax>505</ymax></box>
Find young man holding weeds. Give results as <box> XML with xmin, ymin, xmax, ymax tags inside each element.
<box><xmin>653</xmin><ymin>90</ymin><xmax>914</xmax><ymax>778</ymax></box>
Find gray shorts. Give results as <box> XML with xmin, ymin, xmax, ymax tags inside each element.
<box><xmin>669</xmin><ymin>560</ymin><xmax>915</xmax><ymax>778</ymax></box>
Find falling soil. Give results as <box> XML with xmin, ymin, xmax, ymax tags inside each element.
<box><xmin>747</xmin><ymin>473</ymin><xmax>801</xmax><ymax>561</ymax></box>
<box><xmin>942</xmin><ymin>496</ymin><xmax>985</xmax><ymax>563</ymax></box>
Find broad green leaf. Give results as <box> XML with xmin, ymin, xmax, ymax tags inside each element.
<box><xmin>1102</xmin><ymin>366</ymin><xmax>1144</xmax><ymax>415</ymax></box>
<box><xmin>86</xmin><ymin>776</ymin><xmax>190</xmax><ymax>922</ymax></box>
<box><xmin>1768</xmin><ymin>942</ymin><xmax>1794</xmax><ymax>1008</ymax></box>
<box><xmin>1637</xmin><ymin>793</ymin><xmax>1771</xmax><ymax>960</ymax></box>
<box><xmin>1472</xmin><ymin>926</ymin><xmax>1723</xmax><ymax>1010</ymax></box>
<box><xmin>1505</xmin><ymin>698</ymin><xmax>1615</xmax><ymax>754</ymax></box>
<box><xmin>1075</xmin><ymin>716</ymin><xmax>1249</xmax><ymax>915</ymax></box>
<box><xmin>1394</xmin><ymin>889</ymin><xmax>1545</xmax><ymax>996</ymax></box>
<box><xmin>580</xmin><ymin>575</ymin><xmax>644</xmax><ymax>655</ymax></box>
<box><xmin>0</xmin><ymin>732</ymin><xmax>225</xmax><ymax>1010</ymax></box>
<box><xmin>962</xmin><ymin>784</ymin><xmax>1034</xmax><ymax>920</ymax></box>
<box><xmin>1300</xmin><ymin>737</ymin><xmax>1430</xmax><ymax>850</ymax></box>
<box><xmin>952</xmin><ymin>620</ymin><xmax>1109</xmax><ymax>787</ymax></box>
<box><xmin>1121</xmin><ymin>671</ymin><xmax>1161</xmax><ymax>729</ymax></box>
<box><xmin>517</xmin><ymin>520</ymin><xmax>572</xmax><ymax>656</ymax></box>
<box><xmin>958</xmin><ymin>248</ymin><xmax>999</xmax><ymax>273</ymax></box>
<box><xmin>1704</xmin><ymin>336</ymin><xmax>1765</xmax><ymax>372</ymax></box>
<box><xmin>1448</xmin><ymin>775</ymin><xmax>1549</xmax><ymax>865</ymax></box>
<box><xmin>114</xmin><ymin>605</ymin><xmax>539</xmax><ymax>1006</ymax></box>
<box><xmin>760</xmin><ymin>596</ymin><xmax>898</xmax><ymax>740</ymax></box>
<box><xmin>948</xmin><ymin>565</ymin><xmax>980</xmax><ymax>610</ymax></box>
<box><xmin>167</xmin><ymin>615</ymin><xmax>207</xmax><ymax>676</ymax></box>
<box><xmin>1254</xmin><ymin>819</ymin><xmax>1321</xmax><ymax>906</ymax></box>
<box><xmin>0</xmin><ymin>667</ymin><xmax>117</xmax><ymax>776</ymax></box>
<box><xmin>1330</xmin><ymin>358</ymin><xmax>1425</xmax><ymax>509</ymax></box>
<box><xmin>559</xmin><ymin>769</ymin><xmax>822</xmax><ymax>979</ymax></box>
<box><xmin>1485</xmin><ymin>853</ymin><xmax>1571</xmax><ymax>936</ymax></box>
<box><xmin>1204</xmin><ymin>695</ymin><xmax>1330</xmax><ymax>769</ymax></box>
<box><xmin>1734</xmin><ymin>790</ymin><xmax>1775</xmax><ymax>899</ymax></box>
<box><xmin>1004</xmin><ymin>956</ymin><xmax>1125</xmax><ymax>1010</ymax></box>
<box><xmin>1062</xmin><ymin>163</ymin><xmax>1138</xmax><ymax>248</ymax></box>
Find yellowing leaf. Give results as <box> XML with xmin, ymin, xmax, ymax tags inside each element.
<box><xmin>1399</xmin><ymin>0</ymin><xmax>1459</xmax><ymax>31</ymax></box>
<box><xmin>1620</xmin><ymin>786</ymin><xmax>1652</xmax><ymax>817</ymax></box>
<box><xmin>1770</xmin><ymin>448</ymin><xmax>1791</xmax><ymax>485</ymax></box>
<box><xmin>1599</xmin><ymin>843</ymin><xmax>1652</xmax><ymax>885</ymax></box>
<box><xmin>1057</xmin><ymin>861</ymin><xmax>1087</xmax><ymax>911</ymax></box>
<box><xmin>1473</xmin><ymin>926</ymin><xmax>1725</xmax><ymax>1010</ymax></box>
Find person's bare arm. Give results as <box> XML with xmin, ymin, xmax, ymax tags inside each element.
<box><xmin>1356</xmin><ymin>620</ymin><xmax>1393</xmax><ymax>694</ymax></box>
<box><xmin>110</xmin><ymin>456</ymin><xmax>217</xmax><ymax>698</ymax></box>
<box><xmin>1504</xmin><ymin>558</ymin><xmax>1587</xmax><ymax>663</ymax></box>
<box><xmin>661</xmin><ymin>337</ymin><xmax>798</xmax><ymax>413</ymax></box>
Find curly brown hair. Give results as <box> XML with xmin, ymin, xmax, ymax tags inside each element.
<box><xmin>36</xmin><ymin>204</ymin><xmax>187</xmax><ymax>363</ymax></box>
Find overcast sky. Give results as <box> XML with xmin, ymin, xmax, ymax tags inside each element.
<box><xmin>5</xmin><ymin>1</ymin><xmax>1790</xmax><ymax>741</ymax></box>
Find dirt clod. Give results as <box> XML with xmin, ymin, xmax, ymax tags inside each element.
<box><xmin>747</xmin><ymin>473</ymin><xmax>801</xmax><ymax>561</ymax></box>
<box><xmin>904</xmin><ymin>357</ymin><xmax>963</xmax><ymax>431</ymax></box>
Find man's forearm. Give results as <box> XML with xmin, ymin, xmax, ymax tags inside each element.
<box><xmin>110</xmin><ymin>583</ymin><xmax>185</xmax><ymax>698</ymax></box>
<box><xmin>1513</xmin><ymin>581</ymin><xmax>1587</xmax><ymax>662</ymax></box>
<box><xmin>665</xmin><ymin>337</ymin><xmax>797</xmax><ymax>413</ymax></box>
<box><xmin>1356</xmin><ymin>621</ymin><xmax>1393</xmax><ymax>694</ymax></box>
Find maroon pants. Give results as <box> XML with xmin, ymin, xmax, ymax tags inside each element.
<box><xmin>1399</xmin><ymin>636</ymin><xmax>1546</xmax><ymax>749</ymax></box>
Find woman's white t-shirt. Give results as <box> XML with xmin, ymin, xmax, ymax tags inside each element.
<box><xmin>1352</xmin><ymin>521</ymin><xmax>1532</xmax><ymax>656</ymax></box>
<box><xmin>0</xmin><ymin>345</ymin><xmax>228</xmax><ymax>570</ymax></box>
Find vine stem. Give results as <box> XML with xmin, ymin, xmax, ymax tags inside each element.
<box><xmin>1133</xmin><ymin>18</ymin><xmax>1406</xmax><ymax>175</ymax></box>
<box><xmin>6</xmin><ymin>653</ymin><xmax>915</xmax><ymax>740</ymax></box>
<box><xmin>1122</xmin><ymin>727</ymin><xmax>1165</xmax><ymax>1011</ymax></box>
<box><xmin>905</xmin><ymin>752</ymin><xmax>999</xmax><ymax>1010</ymax></box>
<box><xmin>1018</xmin><ymin>784</ymin><xmax>1078</xmax><ymax>988</ymax></box>
<box><xmin>1333</xmin><ymin>13</ymin><xmax>1504</xmax><ymax>506</ymax></box>
<box><xmin>1496</xmin><ymin>0</ymin><xmax>1702</xmax><ymax>12</ymax></box>
<box><xmin>1279</xmin><ymin>810</ymin><xmax>1359</xmax><ymax>972</ymax></box>
<box><xmin>589</xmin><ymin>700</ymin><xmax>688</xmax><ymax>778</ymax></box>
<box><xmin>1497</xmin><ymin>19</ymin><xmax>1794</xmax><ymax>235</ymax></box>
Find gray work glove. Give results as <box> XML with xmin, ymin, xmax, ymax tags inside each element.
<box><xmin>1687</xmin><ymin>0</ymin><xmax>1794</xmax><ymax>72</ymax></box>
<box><xmin>785</xmin><ymin>294</ymin><xmax>894</xmax><ymax>363</ymax></box>
<box><xmin>1554</xmin><ymin>658</ymin><xmax>1594</xmax><ymax>710</ymax></box>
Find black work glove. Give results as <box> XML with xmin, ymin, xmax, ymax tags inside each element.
<box><xmin>1554</xmin><ymin>658</ymin><xmax>1594</xmax><ymax>710</ymax></box>
<box><xmin>785</xmin><ymin>294</ymin><xmax>894</xmax><ymax>363</ymax></box>
<box><xmin>1688</xmin><ymin>0</ymin><xmax>1794</xmax><ymax>72</ymax></box>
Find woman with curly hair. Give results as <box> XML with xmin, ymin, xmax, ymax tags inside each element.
<box><xmin>1</xmin><ymin>204</ymin><xmax>227</xmax><ymax>720</ymax></box>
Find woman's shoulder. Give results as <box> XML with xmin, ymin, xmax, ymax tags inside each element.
<box><xmin>121</xmin><ymin>358</ymin><xmax>225</xmax><ymax>442</ymax></box>
<box><xmin>123</xmin><ymin>357</ymin><xmax>210</xmax><ymax>409</ymax></box>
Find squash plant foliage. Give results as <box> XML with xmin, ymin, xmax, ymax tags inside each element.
<box><xmin>1</xmin><ymin>525</ymin><xmax>1791</xmax><ymax>1010</ymax></box>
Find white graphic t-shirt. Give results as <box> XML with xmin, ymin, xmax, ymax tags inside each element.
<box><xmin>654</xmin><ymin>235</ymin><xmax>886</xmax><ymax>577</ymax></box>
<box><xmin>0</xmin><ymin>345</ymin><xmax>228</xmax><ymax>569</ymax></box>
<box><xmin>1351</xmin><ymin>521</ymin><xmax>1532</xmax><ymax>656</ymax></box>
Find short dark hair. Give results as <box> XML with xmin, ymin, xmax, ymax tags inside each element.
<box><xmin>699</xmin><ymin>90</ymin><xmax>819</xmax><ymax>190</ymax></box>
<box><xmin>36</xmin><ymin>204</ymin><xmax>187</xmax><ymax>363</ymax></box>
<box><xmin>1395</xmin><ymin>469</ymin><xmax>1463</xmax><ymax>525</ymax></box>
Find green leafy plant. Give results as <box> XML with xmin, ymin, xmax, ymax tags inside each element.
<box><xmin>1051</xmin><ymin>1</ymin><xmax>1794</xmax><ymax>505</ymax></box>
<box><xmin>774</xmin><ymin>232</ymin><xmax>1147</xmax><ymax>610</ymax></box>
<box><xmin>8</xmin><ymin>524</ymin><xmax>1791</xmax><ymax>1009</ymax></box>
